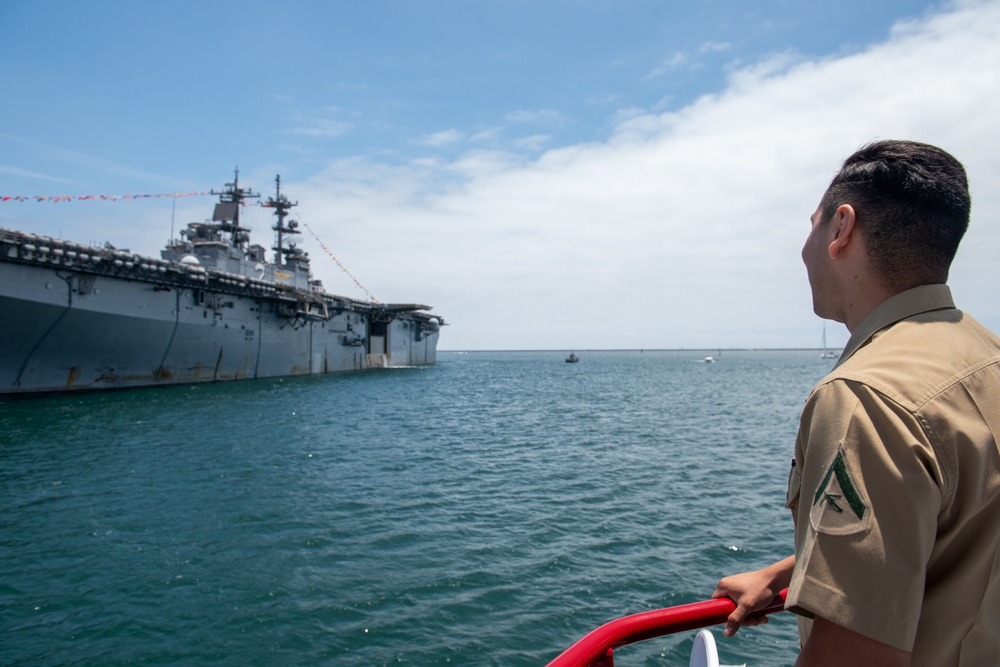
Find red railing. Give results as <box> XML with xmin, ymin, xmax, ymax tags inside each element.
<box><xmin>546</xmin><ymin>589</ymin><xmax>788</xmax><ymax>667</ymax></box>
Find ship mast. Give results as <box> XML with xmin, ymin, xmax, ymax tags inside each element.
<box><xmin>210</xmin><ymin>167</ymin><xmax>260</xmax><ymax>250</ymax></box>
<box><xmin>264</xmin><ymin>174</ymin><xmax>299</xmax><ymax>266</ymax></box>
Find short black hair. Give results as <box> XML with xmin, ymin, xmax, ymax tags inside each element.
<box><xmin>821</xmin><ymin>140</ymin><xmax>970</xmax><ymax>287</ymax></box>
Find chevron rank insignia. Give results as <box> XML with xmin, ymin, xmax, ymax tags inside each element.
<box><xmin>809</xmin><ymin>445</ymin><xmax>871</xmax><ymax>536</ymax></box>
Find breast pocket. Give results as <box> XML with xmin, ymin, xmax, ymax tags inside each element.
<box><xmin>785</xmin><ymin>457</ymin><xmax>801</xmax><ymax>511</ymax></box>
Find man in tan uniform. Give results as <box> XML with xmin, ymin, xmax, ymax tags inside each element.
<box><xmin>712</xmin><ymin>140</ymin><xmax>1000</xmax><ymax>665</ymax></box>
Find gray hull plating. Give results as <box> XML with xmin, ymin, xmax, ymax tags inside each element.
<box><xmin>1</xmin><ymin>176</ymin><xmax>442</xmax><ymax>397</ymax></box>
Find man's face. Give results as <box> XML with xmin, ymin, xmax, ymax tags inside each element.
<box><xmin>801</xmin><ymin>202</ymin><xmax>841</xmax><ymax>322</ymax></box>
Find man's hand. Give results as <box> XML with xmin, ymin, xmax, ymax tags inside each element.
<box><xmin>711</xmin><ymin>555</ymin><xmax>795</xmax><ymax>637</ymax></box>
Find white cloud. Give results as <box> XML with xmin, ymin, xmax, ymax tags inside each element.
<box><xmin>512</xmin><ymin>134</ymin><xmax>551</xmax><ymax>151</ymax></box>
<box><xmin>0</xmin><ymin>163</ymin><xmax>76</xmax><ymax>184</ymax></box>
<box><xmin>414</xmin><ymin>129</ymin><xmax>465</xmax><ymax>147</ymax></box>
<box><xmin>586</xmin><ymin>93</ymin><xmax>623</xmax><ymax>106</ymax></box>
<box><xmin>288</xmin><ymin>118</ymin><xmax>353</xmax><ymax>138</ymax></box>
<box><xmin>505</xmin><ymin>109</ymin><xmax>566</xmax><ymax>125</ymax></box>
<box><xmin>700</xmin><ymin>41</ymin><xmax>732</xmax><ymax>54</ymax></box>
<box><xmin>470</xmin><ymin>127</ymin><xmax>503</xmax><ymax>143</ymax></box>
<box><xmin>646</xmin><ymin>52</ymin><xmax>689</xmax><ymax>79</ymax></box>
<box><xmin>0</xmin><ymin>133</ymin><xmax>173</xmax><ymax>186</ymax></box>
<box><xmin>283</xmin><ymin>103</ymin><xmax>356</xmax><ymax>138</ymax></box>
<box><xmin>122</xmin><ymin>0</ymin><xmax>989</xmax><ymax>353</ymax></box>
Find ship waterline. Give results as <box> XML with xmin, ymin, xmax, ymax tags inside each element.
<box><xmin>0</xmin><ymin>174</ymin><xmax>443</xmax><ymax>397</ymax></box>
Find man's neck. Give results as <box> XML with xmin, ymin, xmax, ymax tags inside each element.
<box><xmin>842</xmin><ymin>279</ymin><xmax>895</xmax><ymax>334</ymax></box>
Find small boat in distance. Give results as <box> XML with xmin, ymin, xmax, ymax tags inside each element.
<box><xmin>565</xmin><ymin>353</ymin><xmax>579</xmax><ymax>363</ymax></box>
<box><xmin>703</xmin><ymin>355</ymin><xmax>716</xmax><ymax>363</ymax></box>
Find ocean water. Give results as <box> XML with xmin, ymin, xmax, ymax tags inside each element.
<box><xmin>0</xmin><ymin>350</ymin><xmax>832</xmax><ymax>666</ymax></box>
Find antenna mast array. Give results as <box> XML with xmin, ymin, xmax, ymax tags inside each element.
<box><xmin>210</xmin><ymin>167</ymin><xmax>260</xmax><ymax>249</ymax></box>
<box><xmin>264</xmin><ymin>174</ymin><xmax>299</xmax><ymax>266</ymax></box>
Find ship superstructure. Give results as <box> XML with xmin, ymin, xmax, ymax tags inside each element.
<box><xmin>0</xmin><ymin>172</ymin><xmax>443</xmax><ymax>397</ymax></box>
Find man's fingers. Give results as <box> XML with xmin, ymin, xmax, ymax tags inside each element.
<box><xmin>723</xmin><ymin>604</ymin><xmax>750</xmax><ymax>637</ymax></box>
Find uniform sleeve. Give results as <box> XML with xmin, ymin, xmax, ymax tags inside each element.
<box><xmin>785</xmin><ymin>379</ymin><xmax>942</xmax><ymax>651</ymax></box>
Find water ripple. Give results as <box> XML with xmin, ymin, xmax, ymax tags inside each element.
<box><xmin>0</xmin><ymin>350</ymin><xmax>828</xmax><ymax>666</ymax></box>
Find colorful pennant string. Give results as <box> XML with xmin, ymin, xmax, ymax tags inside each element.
<box><xmin>1</xmin><ymin>189</ymin><xmax>380</xmax><ymax>304</ymax></box>
<box><xmin>298</xmin><ymin>216</ymin><xmax>380</xmax><ymax>305</ymax></box>
<box><xmin>0</xmin><ymin>192</ymin><xmax>210</xmax><ymax>203</ymax></box>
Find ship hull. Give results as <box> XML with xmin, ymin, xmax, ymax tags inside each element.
<box><xmin>0</xmin><ymin>236</ymin><xmax>440</xmax><ymax>398</ymax></box>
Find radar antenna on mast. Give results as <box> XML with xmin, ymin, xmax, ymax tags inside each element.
<box><xmin>210</xmin><ymin>167</ymin><xmax>260</xmax><ymax>250</ymax></box>
<box><xmin>263</xmin><ymin>174</ymin><xmax>299</xmax><ymax>266</ymax></box>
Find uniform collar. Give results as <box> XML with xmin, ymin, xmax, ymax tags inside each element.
<box><xmin>833</xmin><ymin>284</ymin><xmax>955</xmax><ymax>369</ymax></box>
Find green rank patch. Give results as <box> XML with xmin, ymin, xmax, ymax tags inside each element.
<box><xmin>809</xmin><ymin>445</ymin><xmax>870</xmax><ymax>536</ymax></box>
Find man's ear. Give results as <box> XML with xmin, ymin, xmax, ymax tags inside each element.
<box><xmin>828</xmin><ymin>204</ymin><xmax>857</xmax><ymax>258</ymax></box>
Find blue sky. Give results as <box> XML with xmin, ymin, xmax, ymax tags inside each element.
<box><xmin>3</xmin><ymin>0</ymin><xmax>999</xmax><ymax>350</ymax></box>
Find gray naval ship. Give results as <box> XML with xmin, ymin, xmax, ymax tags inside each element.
<box><xmin>0</xmin><ymin>172</ymin><xmax>444</xmax><ymax>398</ymax></box>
